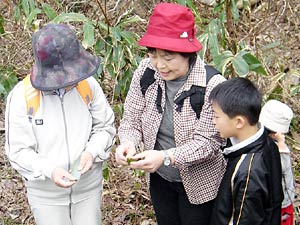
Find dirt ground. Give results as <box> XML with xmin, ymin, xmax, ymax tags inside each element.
<box><xmin>0</xmin><ymin>0</ymin><xmax>300</xmax><ymax>224</ymax></box>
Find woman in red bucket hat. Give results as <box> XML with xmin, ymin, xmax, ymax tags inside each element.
<box><xmin>115</xmin><ymin>2</ymin><xmax>226</xmax><ymax>225</ymax></box>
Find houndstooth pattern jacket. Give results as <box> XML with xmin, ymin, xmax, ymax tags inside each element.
<box><xmin>118</xmin><ymin>57</ymin><xmax>227</xmax><ymax>204</ymax></box>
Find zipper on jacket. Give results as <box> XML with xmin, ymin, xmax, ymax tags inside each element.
<box><xmin>59</xmin><ymin>94</ymin><xmax>73</xmax><ymax>203</ymax></box>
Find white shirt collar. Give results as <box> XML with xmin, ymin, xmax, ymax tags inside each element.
<box><xmin>223</xmin><ymin>123</ymin><xmax>264</xmax><ymax>155</ymax></box>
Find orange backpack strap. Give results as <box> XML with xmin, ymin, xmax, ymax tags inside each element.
<box><xmin>23</xmin><ymin>74</ymin><xmax>40</xmax><ymax>122</ymax></box>
<box><xmin>76</xmin><ymin>79</ymin><xmax>93</xmax><ymax>109</ymax></box>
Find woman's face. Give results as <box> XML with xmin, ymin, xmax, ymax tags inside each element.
<box><xmin>148</xmin><ymin>49</ymin><xmax>189</xmax><ymax>81</ymax></box>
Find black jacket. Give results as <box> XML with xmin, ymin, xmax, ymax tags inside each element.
<box><xmin>210</xmin><ymin>129</ymin><xmax>284</xmax><ymax>225</ymax></box>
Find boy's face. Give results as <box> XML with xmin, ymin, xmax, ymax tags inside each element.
<box><xmin>212</xmin><ymin>102</ymin><xmax>237</xmax><ymax>139</ymax></box>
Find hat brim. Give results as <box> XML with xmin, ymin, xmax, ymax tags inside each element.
<box><xmin>31</xmin><ymin>48</ymin><xmax>100</xmax><ymax>91</ymax></box>
<box><xmin>138</xmin><ymin>33</ymin><xmax>202</xmax><ymax>53</ymax></box>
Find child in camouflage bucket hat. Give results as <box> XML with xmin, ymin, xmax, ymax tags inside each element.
<box><xmin>5</xmin><ymin>23</ymin><xmax>116</xmax><ymax>225</ymax></box>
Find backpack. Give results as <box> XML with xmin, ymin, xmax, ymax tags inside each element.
<box><xmin>23</xmin><ymin>74</ymin><xmax>92</xmax><ymax>122</ymax></box>
<box><xmin>140</xmin><ymin>65</ymin><xmax>221</xmax><ymax>119</ymax></box>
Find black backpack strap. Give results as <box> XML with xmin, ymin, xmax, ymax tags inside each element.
<box><xmin>140</xmin><ymin>67</ymin><xmax>156</xmax><ymax>96</ymax></box>
<box><xmin>204</xmin><ymin>65</ymin><xmax>221</xmax><ymax>81</ymax></box>
<box><xmin>174</xmin><ymin>65</ymin><xmax>221</xmax><ymax>119</ymax></box>
<box><xmin>140</xmin><ymin>65</ymin><xmax>221</xmax><ymax>117</ymax></box>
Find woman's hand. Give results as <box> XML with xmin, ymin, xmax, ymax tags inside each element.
<box><xmin>129</xmin><ymin>150</ymin><xmax>164</xmax><ymax>173</ymax></box>
<box><xmin>115</xmin><ymin>141</ymin><xmax>137</xmax><ymax>166</ymax></box>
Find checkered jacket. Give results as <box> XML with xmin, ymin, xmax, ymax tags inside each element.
<box><xmin>118</xmin><ymin>57</ymin><xmax>226</xmax><ymax>204</ymax></box>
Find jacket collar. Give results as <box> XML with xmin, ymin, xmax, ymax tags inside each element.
<box><xmin>223</xmin><ymin>124</ymin><xmax>265</xmax><ymax>157</ymax></box>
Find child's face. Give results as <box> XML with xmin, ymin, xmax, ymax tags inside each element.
<box><xmin>212</xmin><ymin>102</ymin><xmax>237</xmax><ymax>139</ymax></box>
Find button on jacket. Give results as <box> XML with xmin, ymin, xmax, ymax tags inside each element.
<box><xmin>118</xmin><ymin>57</ymin><xmax>226</xmax><ymax>204</ymax></box>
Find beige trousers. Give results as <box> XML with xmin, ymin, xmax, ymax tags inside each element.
<box><xmin>30</xmin><ymin>194</ymin><xmax>101</xmax><ymax>225</ymax></box>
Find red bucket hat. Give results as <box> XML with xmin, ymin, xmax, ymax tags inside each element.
<box><xmin>31</xmin><ymin>23</ymin><xmax>100</xmax><ymax>91</ymax></box>
<box><xmin>138</xmin><ymin>3</ymin><xmax>202</xmax><ymax>53</ymax></box>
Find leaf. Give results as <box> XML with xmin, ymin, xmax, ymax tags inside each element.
<box><xmin>208</xmin><ymin>20</ymin><xmax>221</xmax><ymax>58</ymax></box>
<box><xmin>232</xmin><ymin>55</ymin><xmax>249</xmax><ymax>76</ymax></box>
<box><xmin>242</xmin><ymin>53</ymin><xmax>267</xmax><ymax>75</ymax></box>
<box><xmin>0</xmin><ymin>83</ymin><xmax>6</xmax><ymax>96</ymax></box>
<box><xmin>70</xmin><ymin>157</ymin><xmax>81</xmax><ymax>181</ymax></box>
<box><xmin>82</xmin><ymin>21</ymin><xmax>95</xmax><ymax>49</ymax></box>
<box><xmin>42</xmin><ymin>3</ymin><xmax>57</xmax><ymax>20</ymax></box>
<box><xmin>94</xmin><ymin>39</ymin><xmax>105</xmax><ymax>55</ymax></box>
<box><xmin>214</xmin><ymin>50</ymin><xmax>234</xmax><ymax>74</ymax></box>
<box><xmin>22</xmin><ymin>0</ymin><xmax>30</xmax><ymax>17</ymax></box>
<box><xmin>230</xmin><ymin>0</ymin><xmax>240</xmax><ymax>21</ymax></box>
<box><xmin>51</xmin><ymin>12</ymin><xmax>88</xmax><ymax>23</ymax></box>
<box><xmin>102</xmin><ymin>162</ymin><xmax>109</xmax><ymax>181</ymax></box>
<box><xmin>24</xmin><ymin>8</ymin><xmax>41</xmax><ymax>30</ymax></box>
<box><xmin>13</xmin><ymin>6</ymin><xmax>21</xmax><ymax>22</ymax></box>
<box><xmin>291</xmin><ymin>85</ymin><xmax>300</xmax><ymax>97</ymax></box>
<box><xmin>198</xmin><ymin>33</ymin><xmax>209</xmax><ymax>60</ymax></box>
<box><xmin>0</xmin><ymin>15</ymin><xmax>5</xmax><ymax>34</ymax></box>
<box><xmin>28</xmin><ymin>0</ymin><xmax>35</xmax><ymax>12</ymax></box>
<box><xmin>262</xmin><ymin>41</ymin><xmax>281</xmax><ymax>50</ymax></box>
<box><xmin>111</xmin><ymin>27</ymin><xmax>122</xmax><ymax>41</ymax></box>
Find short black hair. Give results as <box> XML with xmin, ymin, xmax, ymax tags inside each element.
<box><xmin>147</xmin><ymin>47</ymin><xmax>197</xmax><ymax>66</ymax></box>
<box><xmin>209</xmin><ymin>77</ymin><xmax>262</xmax><ymax>125</ymax></box>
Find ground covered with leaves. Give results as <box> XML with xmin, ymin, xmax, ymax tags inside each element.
<box><xmin>0</xmin><ymin>0</ymin><xmax>300</xmax><ymax>225</ymax></box>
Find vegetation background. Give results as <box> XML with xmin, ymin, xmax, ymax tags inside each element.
<box><xmin>0</xmin><ymin>0</ymin><xmax>299</xmax><ymax>224</ymax></box>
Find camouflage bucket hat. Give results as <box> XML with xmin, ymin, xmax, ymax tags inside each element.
<box><xmin>31</xmin><ymin>23</ymin><xmax>100</xmax><ymax>91</ymax></box>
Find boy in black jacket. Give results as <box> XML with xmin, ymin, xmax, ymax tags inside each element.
<box><xmin>209</xmin><ymin>77</ymin><xmax>283</xmax><ymax>225</ymax></box>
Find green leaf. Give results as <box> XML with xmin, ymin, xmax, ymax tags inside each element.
<box><xmin>13</xmin><ymin>6</ymin><xmax>21</xmax><ymax>22</ymax></box>
<box><xmin>213</xmin><ymin>1</ymin><xmax>225</xmax><ymax>13</ymax></box>
<box><xmin>291</xmin><ymin>85</ymin><xmax>300</xmax><ymax>97</ymax></box>
<box><xmin>51</xmin><ymin>12</ymin><xmax>88</xmax><ymax>23</ymax></box>
<box><xmin>111</xmin><ymin>27</ymin><xmax>122</xmax><ymax>41</ymax></box>
<box><xmin>232</xmin><ymin>55</ymin><xmax>249</xmax><ymax>76</ymax></box>
<box><xmin>24</xmin><ymin>8</ymin><xmax>41</xmax><ymax>30</ymax></box>
<box><xmin>116</xmin><ymin>13</ymin><xmax>145</xmax><ymax>27</ymax></box>
<box><xmin>208</xmin><ymin>20</ymin><xmax>221</xmax><ymax>58</ymax></box>
<box><xmin>214</xmin><ymin>50</ymin><xmax>234</xmax><ymax>74</ymax></box>
<box><xmin>42</xmin><ymin>3</ymin><xmax>57</xmax><ymax>20</ymax></box>
<box><xmin>230</xmin><ymin>0</ymin><xmax>240</xmax><ymax>21</ymax></box>
<box><xmin>0</xmin><ymin>15</ymin><xmax>5</xmax><ymax>34</ymax></box>
<box><xmin>262</xmin><ymin>41</ymin><xmax>281</xmax><ymax>50</ymax></box>
<box><xmin>28</xmin><ymin>0</ymin><xmax>35</xmax><ymax>11</ymax></box>
<box><xmin>242</xmin><ymin>53</ymin><xmax>267</xmax><ymax>75</ymax></box>
<box><xmin>0</xmin><ymin>83</ymin><xmax>6</xmax><ymax>97</ymax></box>
<box><xmin>82</xmin><ymin>21</ymin><xmax>95</xmax><ymax>49</ymax></box>
<box><xmin>102</xmin><ymin>162</ymin><xmax>109</xmax><ymax>181</ymax></box>
<box><xmin>22</xmin><ymin>0</ymin><xmax>30</xmax><ymax>17</ymax></box>
<box><xmin>94</xmin><ymin>39</ymin><xmax>105</xmax><ymax>55</ymax></box>
<box><xmin>198</xmin><ymin>33</ymin><xmax>209</xmax><ymax>60</ymax></box>
<box><xmin>120</xmin><ymin>31</ymin><xmax>138</xmax><ymax>47</ymax></box>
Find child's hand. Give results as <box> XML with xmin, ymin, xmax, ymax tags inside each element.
<box><xmin>52</xmin><ymin>168</ymin><xmax>76</xmax><ymax>188</ymax></box>
<box><xmin>270</xmin><ymin>132</ymin><xmax>287</xmax><ymax>150</ymax></box>
<box><xmin>78</xmin><ymin>151</ymin><xmax>93</xmax><ymax>175</ymax></box>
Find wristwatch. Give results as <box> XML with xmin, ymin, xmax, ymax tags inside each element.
<box><xmin>163</xmin><ymin>150</ymin><xmax>171</xmax><ymax>166</ymax></box>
